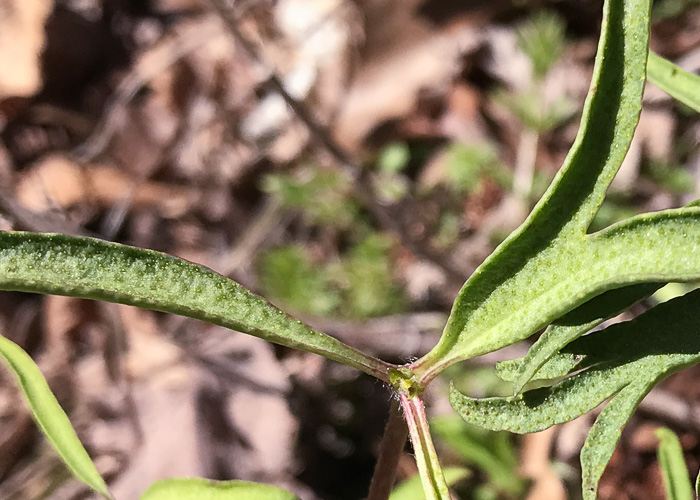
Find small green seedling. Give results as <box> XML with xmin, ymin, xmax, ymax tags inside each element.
<box><xmin>1</xmin><ymin>0</ymin><xmax>700</xmax><ymax>498</ymax></box>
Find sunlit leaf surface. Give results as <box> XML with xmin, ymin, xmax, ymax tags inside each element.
<box><xmin>415</xmin><ymin>0</ymin><xmax>660</xmax><ymax>383</ymax></box>
<box><xmin>0</xmin><ymin>334</ymin><xmax>112</xmax><ymax>499</ymax></box>
<box><xmin>452</xmin><ymin>290</ymin><xmax>700</xmax><ymax>499</ymax></box>
<box><xmin>0</xmin><ymin>232</ymin><xmax>391</xmax><ymax>381</ymax></box>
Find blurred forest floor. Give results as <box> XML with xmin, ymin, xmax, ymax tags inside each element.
<box><xmin>0</xmin><ymin>0</ymin><xmax>700</xmax><ymax>499</ymax></box>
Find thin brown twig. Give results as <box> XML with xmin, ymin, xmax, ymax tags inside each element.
<box><xmin>205</xmin><ymin>0</ymin><xmax>468</xmax><ymax>282</ymax></box>
<box><xmin>204</xmin><ymin>0</ymin><xmax>356</xmax><ymax>172</ymax></box>
<box><xmin>220</xmin><ymin>197</ymin><xmax>288</xmax><ymax>279</ymax></box>
<box><xmin>367</xmin><ymin>398</ymin><xmax>408</xmax><ymax>500</ymax></box>
<box><xmin>71</xmin><ymin>26</ymin><xmax>214</xmax><ymax>164</ymax></box>
<box><xmin>70</xmin><ymin>22</ymin><xmax>222</xmax><ymax>240</ymax></box>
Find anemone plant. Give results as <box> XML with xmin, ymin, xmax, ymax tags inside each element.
<box><xmin>2</xmin><ymin>0</ymin><xmax>700</xmax><ymax>498</ymax></box>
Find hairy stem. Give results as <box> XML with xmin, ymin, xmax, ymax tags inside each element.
<box><xmin>400</xmin><ymin>393</ymin><xmax>451</xmax><ymax>500</ymax></box>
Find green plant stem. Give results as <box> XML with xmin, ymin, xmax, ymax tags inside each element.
<box><xmin>367</xmin><ymin>399</ymin><xmax>408</xmax><ymax>500</ymax></box>
<box><xmin>399</xmin><ymin>392</ymin><xmax>451</xmax><ymax>500</ymax></box>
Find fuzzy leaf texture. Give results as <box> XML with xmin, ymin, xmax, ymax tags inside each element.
<box><xmin>0</xmin><ymin>333</ymin><xmax>112</xmax><ymax>499</ymax></box>
<box><xmin>500</xmin><ymin>283</ymin><xmax>660</xmax><ymax>392</ymax></box>
<box><xmin>450</xmin><ymin>289</ymin><xmax>700</xmax><ymax>500</ymax></box>
<box><xmin>501</xmin><ymin>201</ymin><xmax>700</xmax><ymax>391</ymax></box>
<box><xmin>414</xmin><ymin>0</ymin><xmax>673</xmax><ymax>383</ymax></box>
<box><xmin>0</xmin><ymin>233</ymin><xmax>390</xmax><ymax>381</ymax></box>
<box><xmin>140</xmin><ymin>478</ymin><xmax>299</xmax><ymax>500</ymax></box>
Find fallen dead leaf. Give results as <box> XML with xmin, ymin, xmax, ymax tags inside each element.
<box><xmin>16</xmin><ymin>153</ymin><xmax>195</xmax><ymax>218</ymax></box>
<box><xmin>0</xmin><ymin>0</ymin><xmax>52</xmax><ymax>99</ymax></box>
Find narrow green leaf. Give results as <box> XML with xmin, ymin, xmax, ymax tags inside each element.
<box><xmin>452</xmin><ymin>289</ymin><xmax>700</xmax><ymax>499</ymax></box>
<box><xmin>654</xmin><ymin>427</ymin><xmax>694</xmax><ymax>500</ymax></box>
<box><xmin>647</xmin><ymin>51</ymin><xmax>700</xmax><ymax>113</ymax></box>
<box><xmin>0</xmin><ymin>334</ymin><xmax>112</xmax><ymax>499</ymax></box>
<box><xmin>507</xmin><ymin>283</ymin><xmax>660</xmax><ymax>393</ymax></box>
<box><xmin>414</xmin><ymin>0</ymin><xmax>653</xmax><ymax>381</ymax></box>
<box><xmin>580</xmin><ymin>384</ymin><xmax>647</xmax><ymax>500</ymax></box>
<box><xmin>421</xmin><ymin>205</ymin><xmax>700</xmax><ymax>382</ymax></box>
<box><xmin>140</xmin><ymin>478</ymin><xmax>299</xmax><ymax>500</ymax></box>
<box><xmin>503</xmin><ymin>201</ymin><xmax>700</xmax><ymax>393</ymax></box>
<box><xmin>0</xmin><ymin>232</ymin><xmax>391</xmax><ymax>381</ymax></box>
<box><xmin>588</xmin><ymin>209</ymin><xmax>700</xmax><ymax>277</ymax></box>
<box><xmin>454</xmin><ymin>290</ymin><xmax>700</xmax><ymax>431</ymax></box>
<box><xmin>389</xmin><ymin>467</ymin><xmax>469</xmax><ymax>500</ymax></box>
<box><xmin>450</xmin><ymin>367</ymin><xmax>627</xmax><ymax>434</ymax></box>
<box><xmin>495</xmin><ymin>354</ymin><xmax>574</xmax><ymax>384</ymax></box>
<box><xmin>497</xmin><ymin>342</ymin><xmax>594</xmax><ymax>383</ymax></box>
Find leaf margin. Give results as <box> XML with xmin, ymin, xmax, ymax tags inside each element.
<box><xmin>0</xmin><ymin>232</ymin><xmax>392</xmax><ymax>381</ymax></box>
<box><xmin>0</xmin><ymin>333</ymin><xmax>113</xmax><ymax>499</ymax></box>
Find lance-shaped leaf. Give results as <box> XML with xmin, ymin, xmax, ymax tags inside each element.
<box><xmin>503</xmin><ymin>283</ymin><xmax>660</xmax><ymax>393</ymax></box>
<box><xmin>587</xmin><ymin>208</ymin><xmax>700</xmax><ymax>276</ymax></box>
<box><xmin>0</xmin><ymin>334</ymin><xmax>113</xmax><ymax>499</ymax></box>
<box><xmin>495</xmin><ymin>351</ymin><xmax>579</xmax><ymax>384</ymax></box>
<box><xmin>413</xmin><ymin>0</ymin><xmax>653</xmax><ymax>382</ymax></box>
<box><xmin>451</xmin><ymin>367</ymin><xmax>626</xmax><ymax>434</ymax></box>
<box><xmin>580</xmin><ymin>383</ymin><xmax>648</xmax><ymax>500</ymax></box>
<box><xmin>419</xmin><ymin>202</ymin><xmax>700</xmax><ymax>382</ymax></box>
<box><xmin>451</xmin><ymin>289</ymin><xmax>700</xmax><ymax>500</ymax></box>
<box><xmin>140</xmin><ymin>478</ymin><xmax>299</xmax><ymax>500</ymax></box>
<box><xmin>502</xmin><ymin>200</ymin><xmax>700</xmax><ymax>392</ymax></box>
<box><xmin>653</xmin><ymin>428</ymin><xmax>694</xmax><ymax>500</ymax></box>
<box><xmin>647</xmin><ymin>51</ymin><xmax>700</xmax><ymax>113</ymax></box>
<box><xmin>0</xmin><ymin>232</ymin><xmax>391</xmax><ymax>381</ymax></box>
